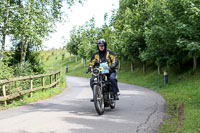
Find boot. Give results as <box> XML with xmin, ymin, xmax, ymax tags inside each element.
<box><xmin>114</xmin><ymin>94</ymin><xmax>119</xmax><ymax>100</ymax></box>
<box><xmin>90</xmin><ymin>98</ymin><xmax>94</xmax><ymax>102</ymax></box>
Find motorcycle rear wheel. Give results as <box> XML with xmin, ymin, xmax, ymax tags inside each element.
<box><xmin>110</xmin><ymin>101</ymin><xmax>116</xmax><ymax>109</ymax></box>
<box><xmin>110</xmin><ymin>94</ymin><xmax>116</xmax><ymax>109</ymax></box>
<box><xmin>93</xmin><ymin>85</ymin><xmax>104</xmax><ymax>115</ymax></box>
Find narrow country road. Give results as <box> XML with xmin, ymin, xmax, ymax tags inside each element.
<box><xmin>0</xmin><ymin>76</ymin><xmax>166</xmax><ymax>133</ymax></box>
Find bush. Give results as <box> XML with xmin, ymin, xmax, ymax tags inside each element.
<box><xmin>7</xmin><ymin>42</ymin><xmax>45</xmax><ymax>75</ymax></box>
<box><xmin>14</xmin><ymin>61</ymin><xmax>34</xmax><ymax>76</ymax></box>
<box><xmin>0</xmin><ymin>61</ymin><xmax>14</xmax><ymax>80</ymax></box>
<box><xmin>28</xmin><ymin>51</ymin><xmax>45</xmax><ymax>74</ymax></box>
<box><xmin>62</xmin><ymin>53</ymin><xmax>65</xmax><ymax>60</ymax></box>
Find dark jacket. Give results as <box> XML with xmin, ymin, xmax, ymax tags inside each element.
<box><xmin>89</xmin><ymin>49</ymin><xmax>118</xmax><ymax>71</ymax></box>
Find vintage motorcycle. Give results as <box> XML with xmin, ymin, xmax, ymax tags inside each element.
<box><xmin>88</xmin><ymin>62</ymin><xmax>116</xmax><ymax>115</ymax></box>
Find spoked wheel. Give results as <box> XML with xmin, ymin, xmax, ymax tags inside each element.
<box><xmin>110</xmin><ymin>101</ymin><xmax>116</xmax><ymax>109</ymax></box>
<box><xmin>93</xmin><ymin>85</ymin><xmax>104</xmax><ymax>115</ymax></box>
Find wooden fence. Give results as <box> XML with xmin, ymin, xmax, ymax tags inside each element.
<box><xmin>0</xmin><ymin>71</ymin><xmax>61</xmax><ymax>106</ymax></box>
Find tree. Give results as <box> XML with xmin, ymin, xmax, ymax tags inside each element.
<box><xmin>66</xmin><ymin>26</ymin><xmax>82</xmax><ymax>62</ymax></box>
<box><xmin>78</xmin><ymin>38</ymin><xmax>88</xmax><ymax>67</ymax></box>
<box><xmin>0</xmin><ymin>0</ymin><xmax>85</xmax><ymax>65</ymax></box>
<box><xmin>66</xmin><ymin>17</ymin><xmax>100</xmax><ymax>66</ymax></box>
<box><xmin>169</xmin><ymin>0</ymin><xmax>200</xmax><ymax>71</ymax></box>
<box><xmin>112</xmin><ymin>0</ymin><xmax>149</xmax><ymax>72</ymax></box>
<box><xmin>11</xmin><ymin>0</ymin><xmax>64</xmax><ymax>65</ymax></box>
<box><xmin>0</xmin><ymin>0</ymin><xmax>14</xmax><ymax>60</ymax></box>
<box><xmin>142</xmin><ymin>0</ymin><xmax>177</xmax><ymax>74</ymax></box>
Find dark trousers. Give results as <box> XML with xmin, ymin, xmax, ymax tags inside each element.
<box><xmin>90</xmin><ymin>72</ymin><xmax>119</xmax><ymax>94</ymax></box>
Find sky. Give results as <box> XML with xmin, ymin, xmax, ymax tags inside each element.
<box><xmin>42</xmin><ymin>0</ymin><xmax>119</xmax><ymax>50</ymax></box>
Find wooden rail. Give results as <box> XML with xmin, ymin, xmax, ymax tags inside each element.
<box><xmin>0</xmin><ymin>71</ymin><xmax>61</xmax><ymax>106</ymax></box>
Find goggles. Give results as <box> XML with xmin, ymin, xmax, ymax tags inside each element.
<box><xmin>97</xmin><ymin>40</ymin><xmax>105</xmax><ymax>46</ymax></box>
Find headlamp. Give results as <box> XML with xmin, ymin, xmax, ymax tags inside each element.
<box><xmin>93</xmin><ymin>69</ymin><xmax>100</xmax><ymax>75</ymax></box>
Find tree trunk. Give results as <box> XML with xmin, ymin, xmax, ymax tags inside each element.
<box><xmin>69</xmin><ymin>53</ymin><xmax>71</xmax><ymax>61</ymax></box>
<box><xmin>84</xmin><ymin>58</ymin><xmax>87</xmax><ymax>67</ymax></box>
<box><xmin>193</xmin><ymin>56</ymin><xmax>197</xmax><ymax>71</ymax></box>
<box><xmin>20</xmin><ymin>38</ymin><xmax>29</xmax><ymax>66</ymax></box>
<box><xmin>81</xmin><ymin>57</ymin><xmax>83</xmax><ymax>64</ymax></box>
<box><xmin>0</xmin><ymin>33</ymin><xmax>6</xmax><ymax>61</ymax></box>
<box><xmin>131</xmin><ymin>62</ymin><xmax>133</xmax><ymax>72</ymax></box>
<box><xmin>178</xmin><ymin>59</ymin><xmax>183</xmax><ymax>72</ymax></box>
<box><xmin>143</xmin><ymin>62</ymin><xmax>146</xmax><ymax>74</ymax></box>
<box><xmin>118</xmin><ymin>60</ymin><xmax>121</xmax><ymax>70</ymax></box>
<box><xmin>0</xmin><ymin>3</ymin><xmax>9</xmax><ymax>61</ymax></box>
<box><xmin>75</xmin><ymin>55</ymin><xmax>77</xmax><ymax>62</ymax></box>
<box><xmin>158</xmin><ymin>65</ymin><xmax>161</xmax><ymax>75</ymax></box>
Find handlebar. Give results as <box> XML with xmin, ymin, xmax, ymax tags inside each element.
<box><xmin>86</xmin><ymin>71</ymin><xmax>92</xmax><ymax>74</ymax></box>
<box><xmin>86</xmin><ymin>66</ymin><xmax>110</xmax><ymax>74</ymax></box>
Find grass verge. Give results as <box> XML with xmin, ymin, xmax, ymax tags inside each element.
<box><xmin>0</xmin><ymin>87</ymin><xmax>63</xmax><ymax>110</ymax></box>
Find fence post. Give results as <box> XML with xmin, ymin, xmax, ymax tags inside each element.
<box><xmin>15</xmin><ymin>81</ymin><xmax>17</xmax><ymax>88</ymax></box>
<box><xmin>58</xmin><ymin>71</ymin><xmax>60</xmax><ymax>79</ymax></box>
<box><xmin>2</xmin><ymin>84</ymin><xmax>7</xmax><ymax>106</ymax></box>
<box><xmin>55</xmin><ymin>73</ymin><xmax>57</xmax><ymax>87</ymax></box>
<box><xmin>42</xmin><ymin>76</ymin><xmax>45</xmax><ymax>91</ymax></box>
<box><xmin>30</xmin><ymin>76</ymin><xmax>33</xmax><ymax>98</ymax></box>
<box><xmin>50</xmin><ymin>75</ymin><xmax>52</xmax><ymax>84</ymax></box>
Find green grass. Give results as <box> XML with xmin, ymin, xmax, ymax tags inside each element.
<box><xmin>66</xmin><ymin>58</ymin><xmax>90</xmax><ymax>78</ymax></box>
<box><xmin>42</xmin><ymin>49</ymin><xmax>68</xmax><ymax>88</ymax></box>
<box><xmin>66</xmin><ymin>57</ymin><xmax>200</xmax><ymax>133</ymax></box>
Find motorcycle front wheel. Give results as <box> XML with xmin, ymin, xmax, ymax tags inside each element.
<box><xmin>93</xmin><ymin>85</ymin><xmax>104</xmax><ymax>115</ymax></box>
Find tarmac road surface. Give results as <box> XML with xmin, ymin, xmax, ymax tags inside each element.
<box><xmin>0</xmin><ymin>76</ymin><xmax>166</xmax><ymax>133</ymax></box>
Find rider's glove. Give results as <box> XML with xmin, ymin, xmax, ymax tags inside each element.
<box><xmin>88</xmin><ymin>66</ymin><xmax>92</xmax><ymax>72</ymax></box>
<box><xmin>110</xmin><ymin>64</ymin><xmax>116</xmax><ymax>70</ymax></box>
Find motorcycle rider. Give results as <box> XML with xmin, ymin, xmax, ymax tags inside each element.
<box><xmin>88</xmin><ymin>39</ymin><xmax>119</xmax><ymax>102</ymax></box>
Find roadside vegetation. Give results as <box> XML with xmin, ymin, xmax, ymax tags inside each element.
<box><xmin>41</xmin><ymin>49</ymin><xmax>68</xmax><ymax>88</ymax></box>
<box><xmin>0</xmin><ymin>49</ymin><xmax>67</xmax><ymax>110</ymax></box>
<box><xmin>0</xmin><ymin>0</ymin><xmax>84</xmax><ymax>110</ymax></box>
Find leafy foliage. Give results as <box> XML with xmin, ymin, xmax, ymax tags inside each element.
<box><xmin>66</xmin><ymin>0</ymin><xmax>200</xmax><ymax>72</ymax></box>
<box><xmin>0</xmin><ymin>0</ymin><xmax>85</xmax><ymax>75</ymax></box>
<box><xmin>0</xmin><ymin>61</ymin><xmax>14</xmax><ymax>80</ymax></box>
<box><xmin>14</xmin><ymin>61</ymin><xmax>34</xmax><ymax>76</ymax></box>
<box><xmin>66</xmin><ymin>17</ymin><xmax>100</xmax><ymax>61</ymax></box>
<box><xmin>8</xmin><ymin>41</ymin><xmax>45</xmax><ymax>75</ymax></box>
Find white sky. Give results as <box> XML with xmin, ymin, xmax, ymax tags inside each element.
<box><xmin>42</xmin><ymin>0</ymin><xmax>119</xmax><ymax>50</ymax></box>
